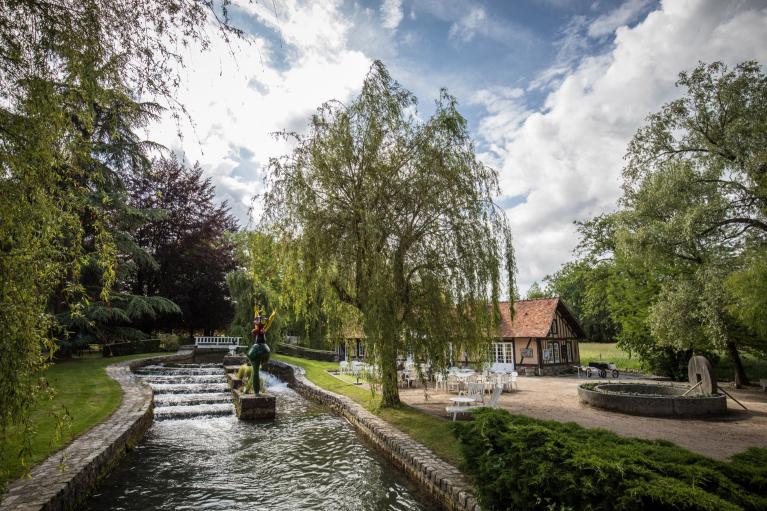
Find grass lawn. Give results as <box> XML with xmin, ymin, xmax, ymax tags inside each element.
<box><xmin>0</xmin><ymin>353</ymin><xmax>166</xmax><ymax>490</ymax></box>
<box><xmin>579</xmin><ymin>342</ymin><xmax>644</xmax><ymax>371</ymax></box>
<box><xmin>272</xmin><ymin>354</ymin><xmax>464</xmax><ymax>468</ymax></box>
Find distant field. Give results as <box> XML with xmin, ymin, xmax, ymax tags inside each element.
<box><xmin>579</xmin><ymin>342</ymin><xmax>767</xmax><ymax>381</ymax></box>
<box><xmin>578</xmin><ymin>342</ymin><xmax>643</xmax><ymax>371</ymax></box>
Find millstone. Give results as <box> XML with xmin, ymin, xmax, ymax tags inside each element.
<box><xmin>687</xmin><ymin>355</ymin><xmax>717</xmax><ymax>395</ymax></box>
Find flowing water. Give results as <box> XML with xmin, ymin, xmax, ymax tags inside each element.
<box><xmin>83</xmin><ymin>363</ymin><xmax>433</xmax><ymax>510</ymax></box>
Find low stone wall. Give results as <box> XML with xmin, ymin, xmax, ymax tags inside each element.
<box><xmin>578</xmin><ymin>383</ymin><xmax>727</xmax><ymax>417</ymax></box>
<box><xmin>265</xmin><ymin>360</ymin><xmax>480</xmax><ymax>511</ymax></box>
<box><xmin>0</xmin><ymin>351</ymin><xmax>192</xmax><ymax>511</ymax></box>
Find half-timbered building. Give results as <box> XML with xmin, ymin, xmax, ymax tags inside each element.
<box><xmin>492</xmin><ymin>297</ymin><xmax>584</xmax><ymax>375</ymax></box>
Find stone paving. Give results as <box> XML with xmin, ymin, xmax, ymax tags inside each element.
<box><xmin>0</xmin><ymin>353</ymin><xmax>191</xmax><ymax>511</ymax></box>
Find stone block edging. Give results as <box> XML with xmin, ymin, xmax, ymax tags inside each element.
<box><xmin>0</xmin><ymin>352</ymin><xmax>191</xmax><ymax>511</ymax></box>
<box><xmin>265</xmin><ymin>360</ymin><xmax>480</xmax><ymax>511</ymax></box>
<box><xmin>578</xmin><ymin>384</ymin><xmax>728</xmax><ymax>417</ymax></box>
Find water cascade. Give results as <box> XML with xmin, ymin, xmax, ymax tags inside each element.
<box><xmin>84</xmin><ymin>363</ymin><xmax>429</xmax><ymax>510</ymax></box>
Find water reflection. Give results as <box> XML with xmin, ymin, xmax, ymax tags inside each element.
<box><xmin>84</xmin><ymin>365</ymin><xmax>433</xmax><ymax>511</ymax></box>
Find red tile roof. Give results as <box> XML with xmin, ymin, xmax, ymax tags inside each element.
<box><xmin>498</xmin><ymin>298</ymin><xmax>583</xmax><ymax>339</ymax></box>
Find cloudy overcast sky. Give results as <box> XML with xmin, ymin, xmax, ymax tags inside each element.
<box><xmin>150</xmin><ymin>0</ymin><xmax>767</xmax><ymax>293</ymax></box>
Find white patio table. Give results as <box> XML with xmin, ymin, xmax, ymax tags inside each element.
<box><xmin>449</xmin><ymin>396</ymin><xmax>477</xmax><ymax>406</ymax></box>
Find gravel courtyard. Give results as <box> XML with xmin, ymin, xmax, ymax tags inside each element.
<box><xmin>398</xmin><ymin>375</ymin><xmax>767</xmax><ymax>460</ymax></box>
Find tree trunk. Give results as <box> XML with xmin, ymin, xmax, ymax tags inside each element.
<box><xmin>379</xmin><ymin>337</ymin><xmax>401</xmax><ymax>408</ymax></box>
<box><xmin>725</xmin><ymin>341</ymin><xmax>749</xmax><ymax>388</ymax></box>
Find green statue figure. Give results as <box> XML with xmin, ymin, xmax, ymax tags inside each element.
<box><xmin>243</xmin><ymin>306</ymin><xmax>276</xmax><ymax>394</ymax></box>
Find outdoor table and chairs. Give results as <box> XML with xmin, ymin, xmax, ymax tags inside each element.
<box><xmin>445</xmin><ymin>385</ymin><xmax>503</xmax><ymax>421</ymax></box>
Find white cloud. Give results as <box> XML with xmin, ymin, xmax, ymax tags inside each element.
<box><xmin>147</xmin><ymin>0</ymin><xmax>373</xmax><ymax>224</ymax></box>
<box><xmin>448</xmin><ymin>7</ymin><xmax>487</xmax><ymax>43</ymax></box>
<box><xmin>476</xmin><ymin>0</ymin><xmax>767</xmax><ymax>292</ymax></box>
<box><xmin>587</xmin><ymin>0</ymin><xmax>653</xmax><ymax>38</ymax></box>
<box><xmin>380</xmin><ymin>0</ymin><xmax>404</xmax><ymax>30</ymax></box>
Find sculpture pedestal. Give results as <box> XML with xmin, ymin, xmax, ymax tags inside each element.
<box><xmin>233</xmin><ymin>389</ymin><xmax>276</xmax><ymax>420</ymax></box>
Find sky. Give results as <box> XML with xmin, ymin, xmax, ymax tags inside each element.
<box><xmin>149</xmin><ymin>0</ymin><xmax>767</xmax><ymax>293</ymax></box>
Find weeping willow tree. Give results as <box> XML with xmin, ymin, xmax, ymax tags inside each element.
<box><xmin>263</xmin><ymin>61</ymin><xmax>516</xmax><ymax>407</ymax></box>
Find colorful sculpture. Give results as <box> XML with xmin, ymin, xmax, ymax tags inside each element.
<box><xmin>244</xmin><ymin>306</ymin><xmax>277</xmax><ymax>394</ymax></box>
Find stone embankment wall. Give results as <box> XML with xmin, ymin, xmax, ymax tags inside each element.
<box><xmin>0</xmin><ymin>351</ymin><xmax>193</xmax><ymax>511</ymax></box>
<box><xmin>265</xmin><ymin>360</ymin><xmax>481</xmax><ymax>511</ymax></box>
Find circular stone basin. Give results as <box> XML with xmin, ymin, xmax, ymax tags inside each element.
<box><xmin>578</xmin><ymin>383</ymin><xmax>727</xmax><ymax>417</ymax></box>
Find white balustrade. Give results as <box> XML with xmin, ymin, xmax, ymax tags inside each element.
<box><xmin>194</xmin><ymin>336</ymin><xmax>242</xmax><ymax>350</ymax></box>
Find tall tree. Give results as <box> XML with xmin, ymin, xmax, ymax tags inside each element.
<box><xmin>1</xmin><ymin>0</ymin><xmax>239</xmax><ymax>468</ymax></box>
<box><xmin>128</xmin><ymin>156</ymin><xmax>238</xmax><ymax>338</ymax></box>
<box><xmin>618</xmin><ymin>61</ymin><xmax>767</xmax><ymax>386</ymax></box>
<box><xmin>263</xmin><ymin>62</ymin><xmax>515</xmax><ymax>407</ymax></box>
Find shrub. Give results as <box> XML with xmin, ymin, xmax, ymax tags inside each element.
<box><xmin>452</xmin><ymin>409</ymin><xmax>766</xmax><ymax>511</ymax></box>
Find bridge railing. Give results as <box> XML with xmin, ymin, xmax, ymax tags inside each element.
<box><xmin>194</xmin><ymin>336</ymin><xmax>242</xmax><ymax>350</ymax></box>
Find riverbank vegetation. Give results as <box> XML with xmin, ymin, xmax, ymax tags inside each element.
<box><xmin>0</xmin><ymin>1</ymin><xmax>241</xmax><ymax>471</ymax></box>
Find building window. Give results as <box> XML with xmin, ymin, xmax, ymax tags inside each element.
<box><xmin>551</xmin><ymin>319</ymin><xmax>558</xmax><ymax>335</ymax></box>
<box><xmin>493</xmin><ymin>343</ymin><xmax>513</xmax><ymax>364</ymax></box>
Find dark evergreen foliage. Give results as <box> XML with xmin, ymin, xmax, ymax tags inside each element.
<box><xmin>454</xmin><ymin>409</ymin><xmax>767</xmax><ymax>511</ymax></box>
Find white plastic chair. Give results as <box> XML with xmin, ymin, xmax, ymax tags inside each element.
<box><xmin>509</xmin><ymin>371</ymin><xmax>518</xmax><ymax>391</ymax></box>
<box><xmin>339</xmin><ymin>361</ymin><xmax>349</xmax><ymax>374</ymax></box>
<box><xmin>446</xmin><ymin>374</ymin><xmax>461</xmax><ymax>393</ymax></box>
<box><xmin>446</xmin><ymin>385</ymin><xmax>503</xmax><ymax>421</ymax></box>
<box><xmin>466</xmin><ymin>382</ymin><xmax>485</xmax><ymax>404</ymax></box>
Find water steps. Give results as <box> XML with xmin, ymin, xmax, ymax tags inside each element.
<box><xmin>134</xmin><ymin>363</ymin><xmax>235</xmax><ymax>419</ymax></box>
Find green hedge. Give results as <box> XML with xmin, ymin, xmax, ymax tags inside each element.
<box><xmin>102</xmin><ymin>338</ymin><xmax>161</xmax><ymax>357</ymax></box>
<box><xmin>453</xmin><ymin>409</ymin><xmax>767</xmax><ymax>511</ymax></box>
<box><xmin>275</xmin><ymin>344</ymin><xmax>338</xmax><ymax>362</ymax></box>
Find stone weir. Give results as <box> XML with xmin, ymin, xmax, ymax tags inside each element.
<box><xmin>261</xmin><ymin>359</ymin><xmax>481</xmax><ymax>511</ymax></box>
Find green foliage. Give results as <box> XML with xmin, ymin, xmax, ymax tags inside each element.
<box><xmin>524</xmin><ymin>282</ymin><xmax>551</xmax><ymax>300</ymax></box>
<box><xmin>726</xmin><ymin>247</ymin><xmax>767</xmax><ymax>346</ymax></box>
<box><xmin>555</xmin><ymin>62</ymin><xmax>767</xmax><ymax>384</ymax></box>
<box><xmin>263</xmin><ymin>61</ymin><xmax>515</xmax><ymax>406</ymax></box>
<box><xmin>0</xmin><ymin>0</ymin><xmax>239</xmax><ymax>474</ymax></box>
<box><xmin>453</xmin><ymin>408</ymin><xmax>767</xmax><ymax>511</ymax></box>
<box><xmin>227</xmin><ymin>231</ymin><xmax>296</xmax><ymax>344</ymax></box>
<box><xmin>544</xmin><ymin>259</ymin><xmax>618</xmax><ymax>342</ymax></box>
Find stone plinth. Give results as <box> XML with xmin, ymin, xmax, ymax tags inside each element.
<box><xmin>233</xmin><ymin>389</ymin><xmax>276</xmax><ymax>420</ymax></box>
